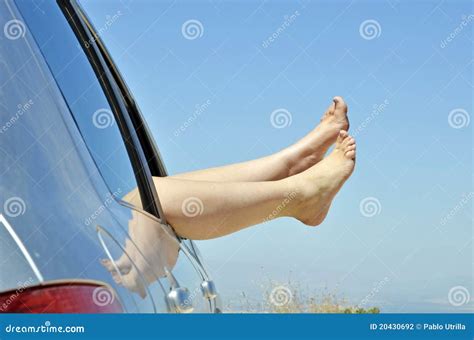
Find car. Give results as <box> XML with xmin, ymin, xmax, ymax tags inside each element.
<box><xmin>0</xmin><ymin>0</ymin><xmax>220</xmax><ymax>313</ymax></box>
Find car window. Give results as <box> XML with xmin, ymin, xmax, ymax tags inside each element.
<box><xmin>76</xmin><ymin>0</ymin><xmax>190</xmax><ymax>175</ymax></box>
<box><xmin>15</xmin><ymin>1</ymin><xmax>143</xmax><ymax>209</ymax></box>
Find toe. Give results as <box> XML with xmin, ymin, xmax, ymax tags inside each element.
<box><xmin>346</xmin><ymin>137</ymin><xmax>355</xmax><ymax>146</ymax></box>
<box><xmin>115</xmin><ymin>255</ymin><xmax>132</xmax><ymax>274</ymax></box>
<box><xmin>333</xmin><ymin>96</ymin><xmax>348</xmax><ymax>114</ymax></box>
<box><xmin>121</xmin><ymin>268</ymin><xmax>147</xmax><ymax>298</ymax></box>
<box><xmin>337</xmin><ymin>130</ymin><xmax>348</xmax><ymax>144</ymax></box>
<box><xmin>101</xmin><ymin>259</ymin><xmax>114</xmax><ymax>272</ymax></box>
<box><xmin>324</xmin><ymin>100</ymin><xmax>336</xmax><ymax>117</ymax></box>
<box><xmin>320</xmin><ymin>101</ymin><xmax>336</xmax><ymax>122</ymax></box>
<box><xmin>345</xmin><ymin>150</ymin><xmax>356</xmax><ymax>159</ymax></box>
<box><xmin>346</xmin><ymin>144</ymin><xmax>356</xmax><ymax>152</ymax></box>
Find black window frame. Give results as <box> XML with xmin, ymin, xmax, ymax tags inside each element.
<box><xmin>57</xmin><ymin>0</ymin><xmax>168</xmax><ymax>223</ymax></box>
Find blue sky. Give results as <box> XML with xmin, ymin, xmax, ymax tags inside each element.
<box><xmin>80</xmin><ymin>0</ymin><xmax>472</xmax><ymax>312</ymax></box>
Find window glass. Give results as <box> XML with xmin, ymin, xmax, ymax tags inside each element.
<box><xmin>16</xmin><ymin>1</ymin><xmax>142</xmax><ymax>209</ymax></box>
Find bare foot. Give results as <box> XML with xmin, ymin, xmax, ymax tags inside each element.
<box><xmin>282</xmin><ymin>96</ymin><xmax>349</xmax><ymax>176</ymax></box>
<box><xmin>289</xmin><ymin>130</ymin><xmax>356</xmax><ymax>226</ymax></box>
<box><xmin>100</xmin><ymin>211</ymin><xmax>179</xmax><ymax>298</ymax></box>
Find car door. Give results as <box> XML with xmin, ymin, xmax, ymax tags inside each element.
<box><xmin>14</xmin><ymin>0</ymin><xmax>219</xmax><ymax>313</ymax></box>
<box><xmin>0</xmin><ymin>0</ymin><xmax>158</xmax><ymax>313</ymax></box>
<box><xmin>66</xmin><ymin>0</ymin><xmax>222</xmax><ymax>313</ymax></box>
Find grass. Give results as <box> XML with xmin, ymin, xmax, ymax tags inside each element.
<box><xmin>229</xmin><ymin>279</ymin><xmax>380</xmax><ymax>314</ymax></box>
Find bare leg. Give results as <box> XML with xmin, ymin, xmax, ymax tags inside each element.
<box><xmin>154</xmin><ymin>176</ymin><xmax>294</xmax><ymax>239</ymax></box>
<box><xmin>106</xmin><ymin>132</ymin><xmax>356</xmax><ymax>295</ymax></box>
<box><xmin>171</xmin><ymin>97</ymin><xmax>349</xmax><ymax>182</ymax></box>
<box><xmin>155</xmin><ymin>131</ymin><xmax>356</xmax><ymax>240</ymax></box>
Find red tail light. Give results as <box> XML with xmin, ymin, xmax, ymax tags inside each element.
<box><xmin>0</xmin><ymin>282</ymin><xmax>123</xmax><ymax>313</ymax></box>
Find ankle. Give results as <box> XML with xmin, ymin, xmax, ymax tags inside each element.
<box><xmin>273</xmin><ymin>148</ymin><xmax>297</xmax><ymax>178</ymax></box>
<box><xmin>276</xmin><ymin>175</ymin><xmax>307</xmax><ymax>218</ymax></box>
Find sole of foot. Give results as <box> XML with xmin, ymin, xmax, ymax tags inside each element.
<box><xmin>286</xmin><ymin>96</ymin><xmax>350</xmax><ymax>176</ymax></box>
<box><xmin>291</xmin><ymin>130</ymin><xmax>356</xmax><ymax>226</ymax></box>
